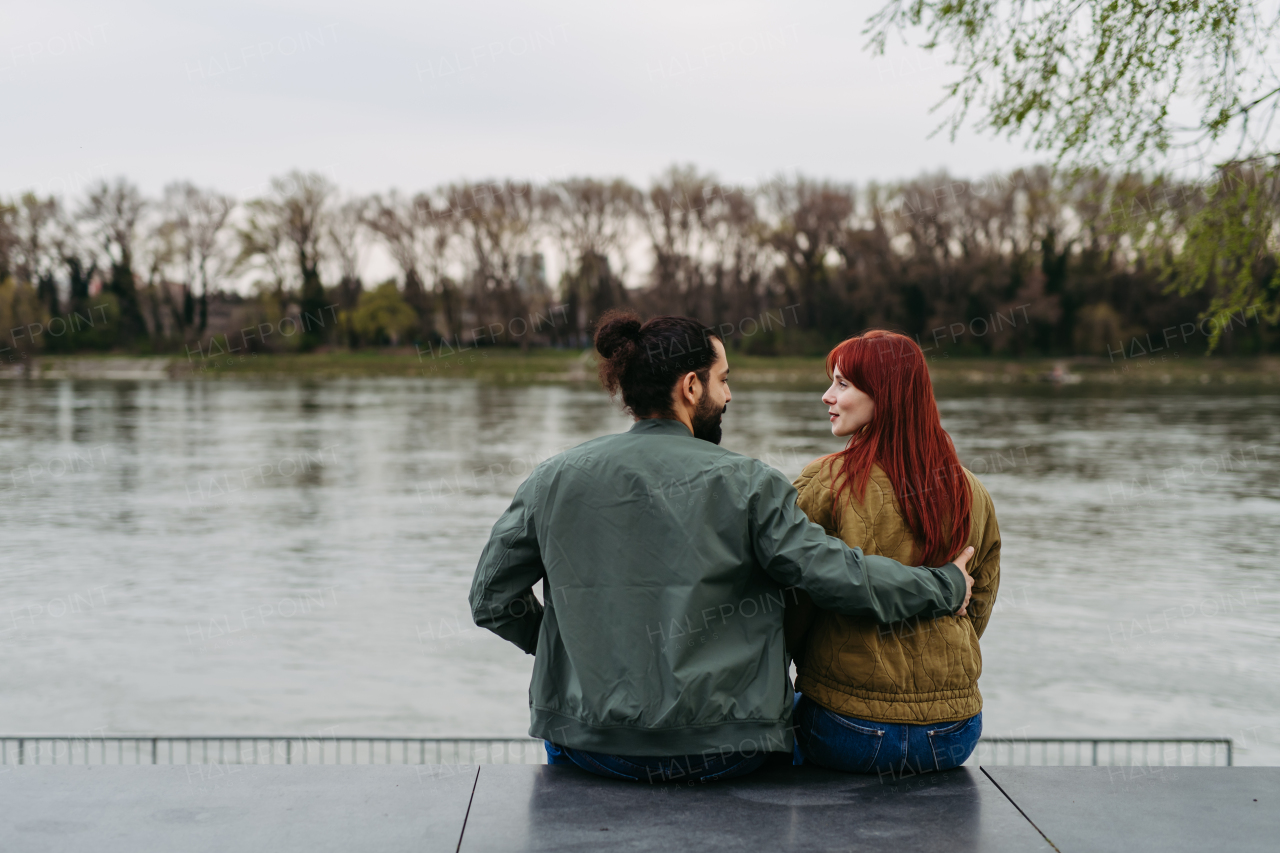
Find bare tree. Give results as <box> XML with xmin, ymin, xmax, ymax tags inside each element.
<box><xmin>0</xmin><ymin>198</ymin><xmax>43</xmax><ymax>360</ymax></box>
<box><xmin>11</xmin><ymin>193</ymin><xmax>62</xmax><ymax>315</ymax></box>
<box><xmin>238</xmin><ymin>171</ymin><xmax>334</xmax><ymax>348</ymax></box>
<box><xmin>326</xmin><ymin>195</ymin><xmax>368</xmax><ymax>346</ymax></box>
<box><xmin>444</xmin><ymin>180</ymin><xmax>541</xmax><ymax>345</ymax></box>
<box><xmin>541</xmin><ymin>177</ymin><xmax>638</xmax><ymax>341</ymax></box>
<box><xmin>79</xmin><ymin>178</ymin><xmax>148</xmax><ymax>343</ymax></box>
<box><xmin>364</xmin><ymin>190</ymin><xmax>451</xmax><ymax>342</ymax></box>
<box><xmin>635</xmin><ymin>167</ymin><xmax>722</xmax><ymax>322</ymax></box>
<box><xmin>541</xmin><ymin>177</ymin><xmax>637</xmax><ymax>260</ymax></box>
<box><xmin>705</xmin><ymin>185</ymin><xmax>773</xmax><ymax>332</ymax></box>
<box><xmin>0</xmin><ymin>200</ymin><xmax>15</xmax><ymax>285</ymax></box>
<box><xmin>162</xmin><ymin>182</ymin><xmax>234</xmax><ymax>336</ymax></box>
<box><xmin>764</xmin><ymin>176</ymin><xmax>855</xmax><ymax>335</ymax></box>
<box><xmin>137</xmin><ymin>212</ymin><xmax>181</xmax><ymax>341</ymax></box>
<box><xmin>235</xmin><ymin>202</ymin><xmax>291</xmax><ymax>309</ymax></box>
<box><xmin>48</xmin><ymin>206</ymin><xmax>97</xmax><ymax>321</ymax></box>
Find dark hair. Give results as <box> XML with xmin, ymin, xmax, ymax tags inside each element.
<box><xmin>594</xmin><ymin>310</ymin><xmax>720</xmax><ymax>418</ymax></box>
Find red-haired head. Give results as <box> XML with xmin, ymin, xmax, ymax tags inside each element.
<box><xmin>822</xmin><ymin>330</ymin><xmax>971</xmax><ymax>566</ymax></box>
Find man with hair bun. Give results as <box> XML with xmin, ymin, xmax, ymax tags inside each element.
<box><xmin>470</xmin><ymin>310</ymin><xmax>975</xmax><ymax>784</ymax></box>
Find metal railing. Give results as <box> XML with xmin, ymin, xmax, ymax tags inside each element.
<box><xmin>0</xmin><ymin>737</ymin><xmax>546</xmax><ymax>767</ymax></box>
<box><xmin>0</xmin><ymin>736</ymin><xmax>1233</xmax><ymax>767</ymax></box>
<box><xmin>970</xmin><ymin>737</ymin><xmax>1232</xmax><ymax>767</ymax></box>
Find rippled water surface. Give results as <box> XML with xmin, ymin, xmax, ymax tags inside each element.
<box><xmin>2</xmin><ymin>378</ymin><xmax>1277</xmax><ymax>762</ymax></box>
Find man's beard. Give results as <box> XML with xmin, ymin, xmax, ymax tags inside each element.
<box><xmin>691</xmin><ymin>394</ymin><xmax>726</xmax><ymax>445</ymax></box>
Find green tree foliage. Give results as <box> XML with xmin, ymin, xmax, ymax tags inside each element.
<box><xmin>350</xmin><ymin>281</ymin><xmax>418</xmax><ymax>345</ymax></box>
<box><xmin>867</xmin><ymin>0</ymin><xmax>1280</xmax><ymax>346</ymax></box>
<box><xmin>40</xmin><ymin>295</ymin><xmax>120</xmax><ymax>352</ymax></box>
<box><xmin>0</xmin><ymin>278</ymin><xmax>45</xmax><ymax>362</ymax></box>
<box><xmin>1175</xmin><ymin>164</ymin><xmax>1280</xmax><ymax>343</ymax></box>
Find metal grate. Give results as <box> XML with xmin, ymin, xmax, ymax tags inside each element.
<box><xmin>0</xmin><ymin>736</ymin><xmax>1233</xmax><ymax>767</ymax></box>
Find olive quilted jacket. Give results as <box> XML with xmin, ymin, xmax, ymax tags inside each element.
<box><xmin>784</xmin><ymin>458</ymin><xmax>1001</xmax><ymax>724</ymax></box>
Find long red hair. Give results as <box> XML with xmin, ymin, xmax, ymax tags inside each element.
<box><xmin>824</xmin><ymin>330</ymin><xmax>971</xmax><ymax>566</ymax></box>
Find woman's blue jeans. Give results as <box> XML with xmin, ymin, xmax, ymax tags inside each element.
<box><xmin>544</xmin><ymin>741</ymin><xmax>768</xmax><ymax>784</ymax></box>
<box><xmin>794</xmin><ymin>694</ymin><xmax>982</xmax><ymax>779</ymax></box>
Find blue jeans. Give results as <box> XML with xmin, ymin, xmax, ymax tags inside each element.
<box><xmin>544</xmin><ymin>741</ymin><xmax>768</xmax><ymax>784</ymax></box>
<box><xmin>794</xmin><ymin>694</ymin><xmax>981</xmax><ymax>779</ymax></box>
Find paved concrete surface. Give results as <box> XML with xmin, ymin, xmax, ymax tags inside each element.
<box><xmin>2</xmin><ymin>763</ymin><xmax>1275</xmax><ymax>851</ymax></box>
<box><xmin>983</xmin><ymin>766</ymin><xmax>1280</xmax><ymax>853</ymax></box>
<box><xmin>460</xmin><ymin>764</ymin><xmax>1049</xmax><ymax>852</ymax></box>
<box><xmin>0</xmin><ymin>765</ymin><xmax>478</xmax><ymax>853</ymax></box>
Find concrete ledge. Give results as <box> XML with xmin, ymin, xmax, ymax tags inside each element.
<box><xmin>0</xmin><ymin>765</ymin><xmax>478</xmax><ymax>853</ymax></box>
<box><xmin>1</xmin><ymin>764</ymin><xmax>1274</xmax><ymax>852</ymax></box>
<box><xmin>985</xmin><ymin>766</ymin><xmax>1279</xmax><ymax>853</ymax></box>
<box><xmin>460</xmin><ymin>764</ymin><xmax>1047</xmax><ymax>852</ymax></box>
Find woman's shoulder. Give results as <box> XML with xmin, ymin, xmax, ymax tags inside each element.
<box><xmin>791</xmin><ymin>456</ymin><xmax>841</xmax><ymax>527</ymax></box>
<box><xmin>795</xmin><ymin>455</ymin><xmax>867</xmax><ymax>493</ymax></box>
<box><xmin>795</xmin><ymin>455</ymin><xmax>837</xmax><ymax>486</ymax></box>
<box><xmin>792</xmin><ymin>456</ymin><xmax>843</xmax><ymax>510</ymax></box>
<box><xmin>797</xmin><ymin>458</ymin><xmax>891</xmax><ymax>517</ymax></box>
<box><xmin>961</xmin><ymin>467</ymin><xmax>998</xmax><ymax>523</ymax></box>
<box><xmin>961</xmin><ymin>467</ymin><xmax>994</xmax><ymax>502</ymax></box>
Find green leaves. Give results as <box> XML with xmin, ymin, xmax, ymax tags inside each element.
<box><xmin>866</xmin><ymin>0</ymin><xmax>1280</xmax><ymax>348</ymax></box>
<box><xmin>350</xmin><ymin>281</ymin><xmax>419</xmax><ymax>346</ymax></box>
<box><xmin>1173</xmin><ymin>160</ymin><xmax>1280</xmax><ymax>348</ymax></box>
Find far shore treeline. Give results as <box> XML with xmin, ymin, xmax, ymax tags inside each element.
<box><xmin>1</xmin><ymin>165</ymin><xmax>1277</xmax><ymax>363</ymax></box>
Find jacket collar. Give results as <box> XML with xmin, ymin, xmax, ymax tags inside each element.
<box><xmin>628</xmin><ymin>418</ymin><xmax>693</xmax><ymax>438</ymax></box>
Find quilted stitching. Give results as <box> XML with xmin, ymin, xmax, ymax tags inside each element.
<box><xmin>786</xmin><ymin>459</ymin><xmax>1001</xmax><ymax>725</ymax></box>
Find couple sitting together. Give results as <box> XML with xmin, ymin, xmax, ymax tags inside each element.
<box><xmin>470</xmin><ymin>311</ymin><xmax>1000</xmax><ymax>784</ymax></box>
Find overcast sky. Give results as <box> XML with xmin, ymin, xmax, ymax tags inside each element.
<box><xmin>3</xmin><ymin>0</ymin><xmax>1042</xmax><ymax>201</ymax></box>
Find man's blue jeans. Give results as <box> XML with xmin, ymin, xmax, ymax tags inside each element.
<box><xmin>794</xmin><ymin>693</ymin><xmax>982</xmax><ymax>779</ymax></box>
<box><xmin>544</xmin><ymin>741</ymin><xmax>768</xmax><ymax>784</ymax></box>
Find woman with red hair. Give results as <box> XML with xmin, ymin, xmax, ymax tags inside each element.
<box><xmin>785</xmin><ymin>330</ymin><xmax>1001</xmax><ymax>776</ymax></box>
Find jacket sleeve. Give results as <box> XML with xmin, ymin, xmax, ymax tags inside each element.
<box><xmin>469</xmin><ymin>471</ymin><xmax>545</xmax><ymax>654</ymax></box>
<box><xmin>966</xmin><ymin>478</ymin><xmax>1001</xmax><ymax>639</ymax></box>
<box><xmin>751</xmin><ymin>463</ymin><xmax>964</xmax><ymax>623</ymax></box>
<box><xmin>782</xmin><ymin>463</ymin><xmax>829</xmax><ymax>658</ymax></box>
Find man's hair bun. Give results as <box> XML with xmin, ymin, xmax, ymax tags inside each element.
<box><xmin>592</xmin><ymin>310</ymin><xmax>720</xmax><ymax>419</ymax></box>
<box><xmin>594</xmin><ymin>311</ymin><xmax>643</xmax><ymax>359</ymax></box>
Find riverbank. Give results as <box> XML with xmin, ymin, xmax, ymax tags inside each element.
<box><xmin>5</xmin><ymin>349</ymin><xmax>1280</xmax><ymax>387</ymax></box>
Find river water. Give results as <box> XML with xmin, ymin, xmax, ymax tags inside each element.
<box><xmin>1</xmin><ymin>378</ymin><xmax>1277</xmax><ymax>763</ymax></box>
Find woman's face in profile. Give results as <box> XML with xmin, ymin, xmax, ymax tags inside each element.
<box><xmin>822</xmin><ymin>367</ymin><xmax>875</xmax><ymax>437</ymax></box>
